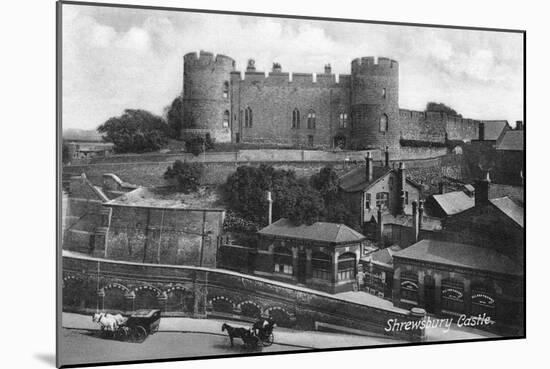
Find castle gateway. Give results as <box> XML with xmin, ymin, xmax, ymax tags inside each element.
<box><xmin>182</xmin><ymin>51</ymin><xmax>482</xmax><ymax>156</ymax></box>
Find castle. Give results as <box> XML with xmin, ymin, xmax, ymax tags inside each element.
<box><xmin>182</xmin><ymin>51</ymin><xmax>482</xmax><ymax>158</ymax></box>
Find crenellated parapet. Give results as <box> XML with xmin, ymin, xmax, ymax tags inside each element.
<box><xmin>184</xmin><ymin>50</ymin><xmax>236</xmax><ymax>69</ymax></box>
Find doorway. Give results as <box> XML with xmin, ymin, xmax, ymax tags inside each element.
<box><xmin>424</xmin><ymin>275</ymin><xmax>436</xmax><ymax>313</ymax></box>
<box><xmin>297</xmin><ymin>250</ymin><xmax>307</xmax><ymax>284</ymax></box>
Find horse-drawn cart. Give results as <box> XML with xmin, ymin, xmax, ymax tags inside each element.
<box><xmin>114</xmin><ymin>309</ymin><xmax>161</xmax><ymax>343</ymax></box>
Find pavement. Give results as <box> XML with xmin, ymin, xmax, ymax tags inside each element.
<box><xmin>63</xmin><ymin>312</ymin><xmax>406</xmax><ymax>349</ymax></box>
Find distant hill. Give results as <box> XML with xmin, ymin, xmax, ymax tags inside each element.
<box><xmin>63</xmin><ymin>128</ymin><xmax>103</xmax><ymax>142</ymax></box>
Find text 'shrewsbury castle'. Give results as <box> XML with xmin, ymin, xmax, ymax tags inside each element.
<box><xmin>182</xmin><ymin>51</ymin><xmax>481</xmax><ymax>157</ymax></box>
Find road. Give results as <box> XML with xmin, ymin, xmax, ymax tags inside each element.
<box><xmin>60</xmin><ymin>328</ymin><xmax>307</xmax><ymax>366</ymax></box>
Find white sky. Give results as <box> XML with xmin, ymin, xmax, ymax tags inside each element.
<box><xmin>62</xmin><ymin>4</ymin><xmax>524</xmax><ymax>130</ymax></box>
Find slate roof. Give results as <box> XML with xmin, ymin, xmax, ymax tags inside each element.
<box><xmin>481</xmin><ymin>120</ymin><xmax>509</xmax><ymax>141</ymax></box>
<box><xmin>364</xmin><ymin>245</ymin><xmax>402</xmax><ymax>267</ymax></box>
<box><xmin>490</xmin><ymin>196</ymin><xmax>524</xmax><ymax>228</ymax></box>
<box><xmin>258</xmin><ymin>218</ymin><xmax>366</xmax><ymax>244</ymax></box>
<box><xmin>339</xmin><ymin>165</ymin><xmax>421</xmax><ymax>193</ymax></box>
<box><xmin>431</xmin><ymin>191</ymin><xmax>475</xmax><ymax>216</ymax></box>
<box><xmin>497</xmin><ymin>130</ymin><xmax>524</xmax><ymax>151</ymax></box>
<box><xmin>393</xmin><ymin>239</ymin><xmax>522</xmax><ymax>276</ymax></box>
<box><xmin>339</xmin><ymin>165</ymin><xmax>391</xmax><ymax>192</ymax></box>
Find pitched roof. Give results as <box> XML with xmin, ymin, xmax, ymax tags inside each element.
<box><xmin>380</xmin><ymin>213</ymin><xmax>443</xmax><ymax>231</ymax></box>
<box><xmin>258</xmin><ymin>218</ymin><xmax>366</xmax><ymax>244</ymax></box>
<box><xmin>431</xmin><ymin>191</ymin><xmax>475</xmax><ymax>216</ymax></box>
<box><xmin>364</xmin><ymin>245</ymin><xmax>402</xmax><ymax>267</ymax></box>
<box><xmin>339</xmin><ymin>165</ymin><xmax>391</xmax><ymax>192</ymax></box>
<box><xmin>393</xmin><ymin>239</ymin><xmax>522</xmax><ymax>276</ymax></box>
<box><xmin>481</xmin><ymin>120</ymin><xmax>509</xmax><ymax>141</ymax></box>
<box><xmin>490</xmin><ymin>196</ymin><xmax>524</xmax><ymax>228</ymax></box>
<box><xmin>497</xmin><ymin>130</ymin><xmax>524</xmax><ymax>151</ymax></box>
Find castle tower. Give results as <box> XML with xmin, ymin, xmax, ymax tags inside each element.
<box><xmin>182</xmin><ymin>51</ymin><xmax>236</xmax><ymax>142</ymax></box>
<box><xmin>349</xmin><ymin>57</ymin><xmax>399</xmax><ymax>153</ymax></box>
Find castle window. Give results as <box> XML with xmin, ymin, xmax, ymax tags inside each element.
<box><xmin>223</xmin><ymin>81</ymin><xmax>229</xmax><ymax>98</ymax></box>
<box><xmin>339</xmin><ymin>113</ymin><xmax>348</xmax><ymax>128</ymax></box>
<box><xmin>223</xmin><ymin>110</ymin><xmax>229</xmax><ymax>128</ymax></box>
<box><xmin>379</xmin><ymin>114</ymin><xmax>388</xmax><ymax>132</ymax></box>
<box><xmin>307</xmin><ymin>110</ymin><xmax>316</xmax><ymax>129</ymax></box>
<box><xmin>292</xmin><ymin>108</ymin><xmax>300</xmax><ymax>129</ymax></box>
<box><xmin>245</xmin><ymin>107</ymin><xmax>253</xmax><ymax>128</ymax></box>
<box><xmin>382</xmin><ymin>88</ymin><xmax>386</xmax><ymax>98</ymax></box>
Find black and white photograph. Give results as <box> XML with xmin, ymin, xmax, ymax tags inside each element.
<box><xmin>56</xmin><ymin>0</ymin><xmax>525</xmax><ymax>367</ymax></box>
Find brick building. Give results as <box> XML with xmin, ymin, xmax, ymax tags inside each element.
<box><xmin>182</xmin><ymin>51</ymin><xmax>484</xmax><ymax>158</ymax></box>
<box><xmin>254</xmin><ymin>218</ymin><xmax>366</xmax><ymax>293</ymax></box>
<box><xmin>392</xmin><ymin>239</ymin><xmax>523</xmax><ymax>330</ymax></box>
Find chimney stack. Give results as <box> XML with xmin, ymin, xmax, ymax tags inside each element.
<box><xmin>266</xmin><ymin>191</ymin><xmax>273</xmax><ymax>225</ymax></box>
<box><xmin>474</xmin><ymin>171</ymin><xmax>491</xmax><ymax>207</ymax></box>
<box><xmin>377</xmin><ymin>207</ymin><xmax>384</xmax><ymax>247</ymax></box>
<box><xmin>438</xmin><ymin>182</ymin><xmax>444</xmax><ymax>195</ymax></box>
<box><xmin>516</xmin><ymin>120</ymin><xmax>524</xmax><ymax>130</ymax></box>
<box><xmin>418</xmin><ymin>200</ymin><xmax>424</xmax><ymax>232</ymax></box>
<box><xmin>412</xmin><ymin>201</ymin><xmax>419</xmax><ymax>242</ymax></box>
<box><xmin>396</xmin><ymin>162</ymin><xmax>406</xmax><ymax>215</ymax></box>
<box><xmin>324</xmin><ymin>63</ymin><xmax>332</xmax><ymax>74</ymax></box>
<box><xmin>365</xmin><ymin>152</ymin><xmax>373</xmax><ymax>182</ymax></box>
<box><xmin>272</xmin><ymin>62</ymin><xmax>282</xmax><ymax>73</ymax></box>
<box><xmin>384</xmin><ymin>146</ymin><xmax>390</xmax><ymax>167</ymax></box>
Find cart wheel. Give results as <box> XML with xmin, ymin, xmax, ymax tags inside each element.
<box><xmin>263</xmin><ymin>333</ymin><xmax>274</xmax><ymax>347</ymax></box>
<box><xmin>115</xmin><ymin>327</ymin><xmax>128</xmax><ymax>341</ymax></box>
<box><xmin>132</xmin><ymin>326</ymin><xmax>147</xmax><ymax>343</ymax></box>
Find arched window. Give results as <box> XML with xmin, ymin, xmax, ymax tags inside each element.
<box><xmin>339</xmin><ymin>113</ymin><xmax>348</xmax><ymax>128</ymax></box>
<box><xmin>379</xmin><ymin>114</ymin><xmax>388</xmax><ymax>132</ymax></box>
<box><xmin>223</xmin><ymin>110</ymin><xmax>229</xmax><ymax>128</ymax></box>
<box><xmin>273</xmin><ymin>246</ymin><xmax>293</xmax><ymax>275</ymax></box>
<box><xmin>292</xmin><ymin>108</ymin><xmax>300</xmax><ymax>129</ymax></box>
<box><xmin>223</xmin><ymin>81</ymin><xmax>229</xmax><ymax>98</ymax></box>
<box><xmin>381</xmin><ymin>88</ymin><xmax>386</xmax><ymax>99</ymax></box>
<box><xmin>307</xmin><ymin>110</ymin><xmax>316</xmax><ymax>129</ymax></box>
<box><xmin>312</xmin><ymin>251</ymin><xmax>331</xmax><ymax>280</ymax></box>
<box><xmin>337</xmin><ymin>252</ymin><xmax>356</xmax><ymax>281</ymax></box>
<box><xmin>245</xmin><ymin>107</ymin><xmax>253</xmax><ymax>128</ymax></box>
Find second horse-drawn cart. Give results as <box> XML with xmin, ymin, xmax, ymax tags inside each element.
<box><xmin>112</xmin><ymin>309</ymin><xmax>161</xmax><ymax>343</ymax></box>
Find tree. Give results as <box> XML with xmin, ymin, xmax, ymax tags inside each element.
<box><xmin>184</xmin><ymin>134</ymin><xmax>215</xmax><ymax>156</ymax></box>
<box><xmin>62</xmin><ymin>142</ymin><xmax>70</xmax><ymax>164</ymax></box>
<box><xmin>164</xmin><ymin>160</ymin><xmax>203</xmax><ymax>193</ymax></box>
<box><xmin>310</xmin><ymin>166</ymin><xmax>340</xmax><ymax>205</ymax></box>
<box><xmin>222</xmin><ymin>165</ymin><xmax>323</xmax><ymax>226</ymax></box>
<box><xmin>165</xmin><ymin>96</ymin><xmax>184</xmax><ymax>139</ymax></box>
<box><xmin>425</xmin><ymin>102</ymin><xmax>462</xmax><ymax>117</ymax></box>
<box><xmin>97</xmin><ymin>109</ymin><xmax>169</xmax><ymax>153</ymax></box>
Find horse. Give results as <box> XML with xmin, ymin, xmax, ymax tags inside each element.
<box><xmin>221</xmin><ymin>323</ymin><xmax>258</xmax><ymax>348</ymax></box>
<box><xmin>92</xmin><ymin>313</ymin><xmax>127</xmax><ymax>331</ymax></box>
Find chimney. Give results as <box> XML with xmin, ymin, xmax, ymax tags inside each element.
<box><xmin>377</xmin><ymin>207</ymin><xmax>384</xmax><ymax>247</ymax></box>
<box><xmin>516</xmin><ymin>120</ymin><xmax>524</xmax><ymax>130</ymax></box>
<box><xmin>384</xmin><ymin>146</ymin><xmax>390</xmax><ymax>167</ymax></box>
<box><xmin>396</xmin><ymin>162</ymin><xmax>406</xmax><ymax>215</ymax></box>
<box><xmin>438</xmin><ymin>182</ymin><xmax>444</xmax><ymax>195</ymax></box>
<box><xmin>266</xmin><ymin>191</ymin><xmax>273</xmax><ymax>225</ymax></box>
<box><xmin>418</xmin><ymin>200</ymin><xmax>424</xmax><ymax>233</ymax></box>
<box><xmin>474</xmin><ymin>171</ymin><xmax>491</xmax><ymax>207</ymax></box>
<box><xmin>246</xmin><ymin>59</ymin><xmax>256</xmax><ymax>72</ymax></box>
<box><xmin>365</xmin><ymin>152</ymin><xmax>373</xmax><ymax>182</ymax></box>
<box><xmin>412</xmin><ymin>201</ymin><xmax>419</xmax><ymax>242</ymax></box>
<box><xmin>272</xmin><ymin>62</ymin><xmax>282</xmax><ymax>73</ymax></box>
<box><xmin>324</xmin><ymin>63</ymin><xmax>332</xmax><ymax>74</ymax></box>
<box><xmin>479</xmin><ymin>122</ymin><xmax>485</xmax><ymax>140</ymax></box>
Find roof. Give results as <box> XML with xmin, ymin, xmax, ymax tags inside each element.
<box><xmin>339</xmin><ymin>165</ymin><xmax>391</xmax><ymax>192</ymax></box>
<box><xmin>364</xmin><ymin>245</ymin><xmax>402</xmax><ymax>267</ymax></box>
<box><xmin>258</xmin><ymin>218</ymin><xmax>366</xmax><ymax>244</ymax></box>
<box><xmin>431</xmin><ymin>191</ymin><xmax>475</xmax><ymax>216</ymax></box>
<box><xmin>393</xmin><ymin>239</ymin><xmax>522</xmax><ymax>276</ymax></box>
<box><xmin>106</xmin><ymin>187</ymin><xmax>223</xmax><ymax>210</ymax></box>
<box><xmin>481</xmin><ymin>120</ymin><xmax>509</xmax><ymax>141</ymax></box>
<box><xmin>497</xmin><ymin>130</ymin><xmax>524</xmax><ymax>151</ymax></box>
<box><xmin>489</xmin><ymin>184</ymin><xmax>524</xmax><ymax>206</ymax></box>
<box><xmin>490</xmin><ymin>196</ymin><xmax>524</xmax><ymax>228</ymax></box>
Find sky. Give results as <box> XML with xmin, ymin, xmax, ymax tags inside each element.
<box><xmin>62</xmin><ymin>4</ymin><xmax>524</xmax><ymax>130</ymax></box>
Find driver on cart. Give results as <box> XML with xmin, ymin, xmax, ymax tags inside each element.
<box><xmin>252</xmin><ymin>317</ymin><xmax>275</xmax><ymax>338</ymax></box>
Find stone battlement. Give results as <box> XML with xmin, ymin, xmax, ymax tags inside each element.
<box><xmin>351</xmin><ymin>56</ymin><xmax>399</xmax><ymax>74</ymax></box>
<box><xmin>184</xmin><ymin>50</ymin><xmax>236</xmax><ymax>68</ymax></box>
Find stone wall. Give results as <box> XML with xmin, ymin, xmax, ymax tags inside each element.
<box><xmin>63</xmin><ymin>253</ymin><xmax>426</xmax><ymax>341</ymax></box>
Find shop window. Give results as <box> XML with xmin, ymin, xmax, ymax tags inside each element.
<box><xmin>400</xmin><ymin>272</ymin><xmax>418</xmax><ymax>303</ymax></box>
<box><xmin>273</xmin><ymin>246</ymin><xmax>293</xmax><ymax>275</ymax></box>
<box><xmin>337</xmin><ymin>253</ymin><xmax>356</xmax><ymax>281</ymax></box>
<box><xmin>312</xmin><ymin>252</ymin><xmax>331</xmax><ymax>280</ymax></box>
<box><xmin>441</xmin><ymin>278</ymin><xmax>464</xmax><ymax>313</ymax></box>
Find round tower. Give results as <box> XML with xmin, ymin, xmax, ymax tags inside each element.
<box><xmin>349</xmin><ymin>57</ymin><xmax>399</xmax><ymax>152</ymax></box>
<box><xmin>182</xmin><ymin>51</ymin><xmax>236</xmax><ymax>142</ymax></box>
